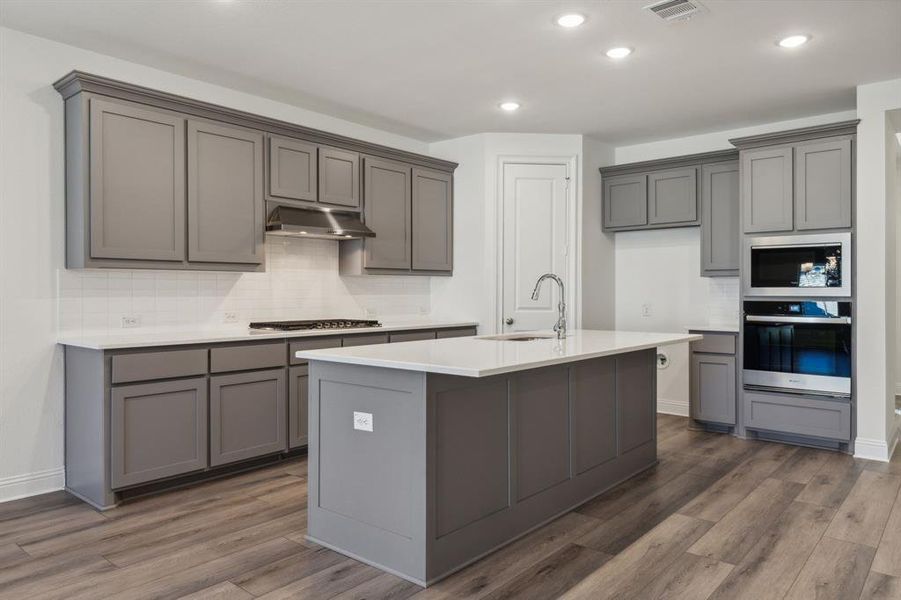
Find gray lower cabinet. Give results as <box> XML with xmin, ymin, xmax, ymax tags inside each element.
<box><xmin>795</xmin><ymin>138</ymin><xmax>852</xmax><ymax>230</ymax></box>
<box><xmin>690</xmin><ymin>353</ymin><xmax>736</xmax><ymax>425</ymax></box>
<box><xmin>319</xmin><ymin>146</ymin><xmax>360</xmax><ymax>209</ymax></box>
<box><xmin>412</xmin><ymin>168</ymin><xmax>453</xmax><ymax>271</ymax></box>
<box><xmin>267</xmin><ymin>135</ymin><xmax>317</xmax><ymax>204</ymax></box>
<box><xmin>647</xmin><ymin>168</ymin><xmax>698</xmax><ymax>226</ymax></box>
<box><xmin>87</xmin><ymin>97</ymin><xmax>187</xmax><ymax>262</ymax></box>
<box><xmin>111</xmin><ymin>377</ymin><xmax>208</xmax><ymax>489</ymax></box>
<box><xmin>603</xmin><ymin>174</ymin><xmax>647</xmax><ymax>229</ymax></box>
<box><xmin>188</xmin><ymin>120</ymin><xmax>265</xmax><ymax>265</ymax></box>
<box><xmin>689</xmin><ymin>331</ymin><xmax>737</xmax><ymax>428</ymax></box>
<box><xmin>288</xmin><ymin>365</ymin><xmax>309</xmax><ymax>449</ymax></box>
<box><xmin>700</xmin><ymin>161</ymin><xmax>740</xmax><ymax>276</ymax></box>
<box><xmin>210</xmin><ymin>368</ymin><xmax>286</xmax><ymax>466</ymax></box>
<box><xmin>363</xmin><ymin>156</ymin><xmax>412</xmax><ymax>269</ymax></box>
<box><xmin>741</xmin><ymin>145</ymin><xmax>794</xmax><ymax>233</ymax></box>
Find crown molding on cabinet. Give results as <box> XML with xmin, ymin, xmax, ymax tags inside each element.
<box><xmin>728</xmin><ymin>119</ymin><xmax>860</xmax><ymax>150</ymax></box>
<box><xmin>53</xmin><ymin>70</ymin><xmax>458</xmax><ymax>173</ymax></box>
<box><xmin>599</xmin><ymin>148</ymin><xmax>738</xmax><ymax>177</ymax></box>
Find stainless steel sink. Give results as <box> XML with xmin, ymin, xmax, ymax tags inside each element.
<box><xmin>479</xmin><ymin>333</ymin><xmax>557</xmax><ymax>342</ymax></box>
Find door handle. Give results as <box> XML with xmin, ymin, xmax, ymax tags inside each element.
<box><xmin>505</xmin><ymin>317</ymin><xmax>514</xmax><ymax>325</ymax></box>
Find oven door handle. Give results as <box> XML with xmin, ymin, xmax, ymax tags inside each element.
<box><xmin>744</xmin><ymin>315</ymin><xmax>852</xmax><ymax>325</ymax></box>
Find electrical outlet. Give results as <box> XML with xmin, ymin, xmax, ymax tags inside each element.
<box><xmin>353</xmin><ymin>411</ymin><xmax>373</xmax><ymax>432</ymax></box>
<box><xmin>641</xmin><ymin>304</ymin><xmax>652</xmax><ymax>318</ymax></box>
<box><xmin>223</xmin><ymin>312</ymin><xmax>238</xmax><ymax>324</ymax></box>
<box><xmin>121</xmin><ymin>315</ymin><xmax>141</xmax><ymax>328</ymax></box>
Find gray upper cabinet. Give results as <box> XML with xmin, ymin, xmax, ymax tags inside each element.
<box><xmin>319</xmin><ymin>146</ymin><xmax>360</xmax><ymax>209</ymax></box>
<box><xmin>700</xmin><ymin>161</ymin><xmax>740</xmax><ymax>276</ymax></box>
<box><xmin>603</xmin><ymin>174</ymin><xmax>647</xmax><ymax>229</ymax></box>
<box><xmin>210</xmin><ymin>368</ymin><xmax>286</xmax><ymax>466</ymax></box>
<box><xmin>110</xmin><ymin>377</ymin><xmax>208</xmax><ymax>489</ymax></box>
<box><xmin>363</xmin><ymin>156</ymin><xmax>412</xmax><ymax>269</ymax></box>
<box><xmin>741</xmin><ymin>146</ymin><xmax>794</xmax><ymax>233</ymax></box>
<box><xmin>88</xmin><ymin>97</ymin><xmax>186</xmax><ymax>262</ymax></box>
<box><xmin>647</xmin><ymin>168</ymin><xmax>698</xmax><ymax>226</ymax></box>
<box><xmin>267</xmin><ymin>135</ymin><xmax>317</xmax><ymax>203</ymax></box>
<box><xmin>412</xmin><ymin>167</ymin><xmax>453</xmax><ymax>271</ymax></box>
<box><xmin>795</xmin><ymin>138</ymin><xmax>852</xmax><ymax>230</ymax></box>
<box><xmin>187</xmin><ymin>120</ymin><xmax>264</xmax><ymax>265</ymax></box>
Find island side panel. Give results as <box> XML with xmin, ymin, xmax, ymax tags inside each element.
<box><xmin>426</xmin><ymin>350</ymin><xmax>657</xmax><ymax>583</ymax></box>
<box><xmin>306</xmin><ymin>360</ymin><xmax>429</xmax><ymax>585</ymax></box>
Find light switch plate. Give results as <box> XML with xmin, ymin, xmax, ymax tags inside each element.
<box><xmin>353</xmin><ymin>411</ymin><xmax>373</xmax><ymax>432</ymax></box>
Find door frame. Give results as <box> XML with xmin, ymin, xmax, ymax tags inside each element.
<box><xmin>492</xmin><ymin>154</ymin><xmax>581</xmax><ymax>334</ymax></box>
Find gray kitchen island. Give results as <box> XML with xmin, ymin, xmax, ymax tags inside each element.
<box><xmin>297</xmin><ymin>329</ymin><xmax>700</xmax><ymax>587</ymax></box>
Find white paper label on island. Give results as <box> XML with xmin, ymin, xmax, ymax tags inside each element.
<box><xmin>353</xmin><ymin>411</ymin><xmax>374</xmax><ymax>432</ymax></box>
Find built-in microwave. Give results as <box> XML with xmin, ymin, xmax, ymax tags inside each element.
<box><xmin>743</xmin><ymin>300</ymin><xmax>852</xmax><ymax>397</ymax></box>
<box><xmin>743</xmin><ymin>232</ymin><xmax>851</xmax><ymax>297</ymax></box>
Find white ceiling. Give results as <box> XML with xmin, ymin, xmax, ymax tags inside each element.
<box><xmin>2</xmin><ymin>0</ymin><xmax>899</xmax><ymax>144</ymax></box>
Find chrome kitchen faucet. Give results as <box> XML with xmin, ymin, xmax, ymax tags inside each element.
<box><xmin>531</xmin><ymin>273</ymin><xmax>566</xmax><ymax>339</ymax></box>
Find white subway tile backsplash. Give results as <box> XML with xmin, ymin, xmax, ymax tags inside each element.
<box><xmin>58</xmin><ymin>237</ymin><xmax>432</xmax><ymax>335</ymax></box>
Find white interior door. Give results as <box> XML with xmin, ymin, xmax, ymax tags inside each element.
<box><xmin>501</xmin><ymin>162</ymin><xmax>569</xmax><ymax>332</ymax></box>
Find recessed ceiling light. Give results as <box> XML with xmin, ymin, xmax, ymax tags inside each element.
<box><xmin>499</xmin><ymin>101</ymin><xmax>521</xmax><ymax>112</ymax></box>
<box><xmin>778</xmin><ymin>34</ymin><xmax>809</xmax><ymax>48</ymax></box>
<box><xmin>555</xmin><ymin>13</ymin><xmax>586</xmax><ymax>28</ymax></box>
<box><xmin>606</xmin><ymin>47</ymin><xmax>632</xmax><ymax>59</ymax></box>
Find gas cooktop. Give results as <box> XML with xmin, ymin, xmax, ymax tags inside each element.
<box><xmin>248</xmin><ymin>319</ymin><xmax>382</xmax><ymax>331</ymax></box>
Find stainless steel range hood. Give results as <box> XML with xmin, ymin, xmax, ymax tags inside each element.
<box><xmin>265</xmin><ymin>205</ymin><xmax>375</xmax><ymax>240</ymax></box>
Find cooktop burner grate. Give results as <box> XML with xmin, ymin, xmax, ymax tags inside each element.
<box><xmin>248</xmin><ymin>319</ymin><xmax>382</xmax><ymax>331</ymax></box>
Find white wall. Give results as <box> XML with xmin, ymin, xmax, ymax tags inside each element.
<box><xmin>855</xmin><ymin>79</ymin><xmax>901</xmax><ymax>461</ymax></box>
<box><xmin>0</xmin><ymin>27</ymin><xmax>435</xmax><ymax>501</ymax></box>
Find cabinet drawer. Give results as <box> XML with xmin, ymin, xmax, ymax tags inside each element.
<box><xmin>689</xmin><ymin>332</ymin><xmax>736</xmax><ymax>355</ymax></box>
<box><xmin>342</xmin><ymin>333</ymin><xmax>389</xmax><ymax>347</ymax></box>
<box><xmin>743</xmin><ymin>391</ymin><xmax>851</xmax><ymax>441</ymax></box>
<box><xmin>389</xmin><ymin>331</ymin><xmax>436</xmax><ymax>343</ymax></box>
<box><xmin>111</xmin><ymin>349</ymin><xmax>208</xmax><ymax>384</ymax></box>
<box><xmin>436</xmin><ymin>327</ymin><xmax>477</xmax><ymax>339</ymax></box>
<box><xmin>210</xmin><ymin>342</ymin><xmax>285</xmax><ymax>373</ymax></box>
<box><xmin>289</xmin><ymin>337</ymin><xmax>342</xmax><ymax>365</ymax></box>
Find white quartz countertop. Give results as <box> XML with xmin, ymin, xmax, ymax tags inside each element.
<box><xmin>297</xmin><ymin>329</ymin><xmax>703</xmax><ymax>378</ymax></box>
<box><xmin>684</xmin><ymin>324</ymin><xmax>740</xmax><ymax>333</ymax></box>
<box><xmin>57</xmin><ymin>319</ymin><xmax>478</xmax><ymax>350</ymax></box>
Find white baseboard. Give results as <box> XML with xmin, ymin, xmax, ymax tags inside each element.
<box><xmin>657</xmin><ymin>398</ymin><xmax>689</xmax><ymax>417</ymax></box>
<box><xmin>854</xmin><ymin>437</ymin><xmax>893</xmax><ymax>462</ymax></box>
<box><xmin>0</xmin><ymin>468</ymin><xmax>65</xmax><ymax>503</ymax></box>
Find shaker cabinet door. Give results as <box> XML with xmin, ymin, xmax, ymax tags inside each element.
<box><xmin>363</xmin><ymin>156</ymin><xmax>412</xmax><ymax>269</ymax></box>
<box><xmin>795</xmin><ymin>138</ymin><xmax>852</xmax><ymax>230</ymax></box>
<box><xmin>88</xmin><ymin>97</ymin><xmax>186</xmax><ymax>262</ymax></box>
<box><xmin>319</xmin><ymin>146</ymin><xmax>360</xmax><ymax>209</ymax></box>
<box><xmin>647</xmin><ymin>167</ymin><xmax>698</xmax><ymax>225</ymax></box>
<box><xmin>111</xmin><ymin>377</ymin><xmax>208</xmax><ymax>489</ymax></box>
<box><xmin>412</xmin><ymin>167</ymin><xmax>453</xmax><ymax>271</ymax></box>
<box><xmin>690</xmin><ymin>353</ymin><xmax>736</xmax><ymax>425</ymax></box>
<box><xmin>700</xmin><ymin>161</ymin><xmax>740</xmax><ymax>276</ymax></box>
<box><xmin>741</xmin><ymin>146</ymin><xmax>793</xmax><ymax>233</ymax></box>
<box><xmin>210</xmin><ymin>369</ymin><xmax>286</xmax><ymax>466</ymax></box>
<box><xmin>603</xmin><ymin>174</ymin><xmax>647</xmax><ymax>229</ymax></box>
<box><xmin>187</xmin><ymin>120</ymin><xmax>264</xmax><ymax>265</ymax></box>
<box><xmin>268</xmin><ymin>135</ymin><xmax>318</xmax><ymax>203</ymax></box>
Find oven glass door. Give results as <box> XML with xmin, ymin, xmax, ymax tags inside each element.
<box><xmin>744</xmin><ymin>321</ymin><xmax>851</xmax><ymax>381</ymax></box>
<box><xmin>750</xmin><ymin>243</ymin><xmax>843</xmax><ymax>290</ymax></box>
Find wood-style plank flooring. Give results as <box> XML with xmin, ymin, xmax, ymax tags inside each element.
<box><xmin>2</xmin><ymin>414</ymin><xmax>900</xmax><ymax>599</ymax></box>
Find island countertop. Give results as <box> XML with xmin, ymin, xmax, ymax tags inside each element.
<box><xmin>296</xmin><ymin>329</ymin><xmax>702</xmax><ymax>377</ymax></box>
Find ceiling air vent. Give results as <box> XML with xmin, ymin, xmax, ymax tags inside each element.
<box><xmin>644</xmin><ymin>0</ymin><xmax>705</xmax><ymax>22</ymax></box>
